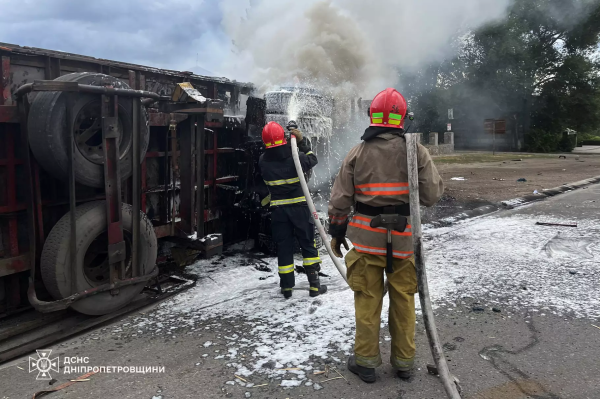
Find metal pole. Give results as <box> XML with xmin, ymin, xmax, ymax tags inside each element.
<box><xmin>196</xmin><ymin>116</ymin><xmax>205</xmax><ymax>238</ymax></box>
<box><xmin>66</xmin><ymin>93</ymin><xmax>77</xmax><ymax>295</ymax></box>
<box><xmin>493</xmin><ymin>121</ymin><xmax>496</xmax><ymax>156</ymax></box>
<box><xmin>132</xmin><ymin>98</ymin><xmax>141</xmax><ymax>277</ymax></box>
<box><xmin>406</xmin><ymin>133</ymin><xmax>462</xmax><ymax>399</ymax></box>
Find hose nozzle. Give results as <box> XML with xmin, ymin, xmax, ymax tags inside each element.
<box><xmin>286</xmin><ymin>120</ymin><xmax>298</xmax><ymax>131</ymax></box>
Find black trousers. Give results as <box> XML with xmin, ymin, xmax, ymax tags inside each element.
<box><xmin>271</xmin><ymin>205</ymin><xmax>321</xmax><ymax>290</ymax></box>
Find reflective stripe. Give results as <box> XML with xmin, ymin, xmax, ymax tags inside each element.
<box><xmin>372</xmin><ymin>112</ymin><xmax>384</xmax><ymax>118</ymax></box>
<box><xmin>303</xmin><ymin>257</ymin><xmax>321</xmax><ymax>265</ymax></box>
<box><xmin>274</xmin><ymin>140</ymin><xmax>283</xmax><ymax>145</ymax></box>
<box><xmin>389</xmin><ymin>119</ymin><xmax>402</xmax><ymax>126</ymax></box>
<box><xmin>355</xmin><ymin>182</ymin><xmax>409</xmax><ymax>196</ymax></box>
<box><xmin>282</xmin><ymin>288</ymin><xmax>293</xmax><ymax>291</ymax></box>
<box><xmin>354</xmin><ymin>243</ymin><xmax>413</xmax><ymax>259</ymax></box>
<box><xmin>306</xmin><ymin>151</ymin><xmax>314</xmax><ymax>155</ymax></box>
<box><xmin>271</xmin><ymin>197</ymin><xmax>307</xmax><ymax>206</ymax></box>
<box><xmin>278</xmin><ymin>264</ymin><xmax>295</xmax><ymax>274</ymax></box>
<box><xmin>350</xmin><ymin>216</ymin><xmax>412</xmax><ymax>236</ymax></box>
<box><xmin>389</xmin><ymin>113</ymin><xmax>403</xmax><ymax>120</ymax></box>
<box><xmin>310</xmin><ymin>287</ymin><xmax>319</xmax><ymax>291</ymax></box>
<box><xmin>372</xmin><ymin>118</ymin><xmax>383</xmax><ymax>124</ymax></box>
<box><xmin>264</xmin><ymin>177</ymin><xmax>300</xmax><ymax>186</ymax></box>
<box><xmin>265</xmin><ymin>143</ymin><xmax>272</xmax><ymax>147</ymax></box>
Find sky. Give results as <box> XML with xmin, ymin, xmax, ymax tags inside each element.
<box><xmin>0</xmin><ymin>0</ymin><xmax>228</xmax><ymax>75</ymax></box>
<box><xmin>0</xmin><ymin>0</ymin><xmax>511</xmax><ymax>95</ymax></box>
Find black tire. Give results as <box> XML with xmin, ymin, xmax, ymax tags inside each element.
<box><xmin>28</xmin><ymin>73</ymin><xmax>149</xmax><ymax>188</ymax></box>
<box><xmin>41</xmin><ymin>201</ymin><xmax>157</xmax><ymax>315</ymax></box>
<box><xmin>265</xmin><ymin>114</ymin><xmax>333</xmax><ymax>138</ymax></box>
<box><xmin>265</xmin><ymin>91</ymin><xmax>333</xmax><ymax>117</ymax></box>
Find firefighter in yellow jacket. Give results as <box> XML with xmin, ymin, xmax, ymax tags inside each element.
<box><xmin>328</xmin><ymin>88</ymin><xmax>444</xmax><ymax>383</ymax></box>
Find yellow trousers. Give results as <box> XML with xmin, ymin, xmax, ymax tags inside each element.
<box><xmin>345</xmin><ymin>248</ymin><xmax>417</xmax><ymax>371</ymax></box>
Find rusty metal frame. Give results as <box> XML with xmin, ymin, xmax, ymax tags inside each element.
<box><xmin>13</xmin><ymin>80</ymin><xmax>161</xmax><ymax>312</ymax></box>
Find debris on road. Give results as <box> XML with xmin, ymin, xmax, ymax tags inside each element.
<box><xmin>592</xmin><ymin>324</ymin><xmax>600</xmax><ymax>330</ymax></box>
<box><xmin>427</xmin><ymin>364</ymin><xmax>439</xmax><ymax>375</ymax></box>
<box><xmin>32</xmin><ymin>371</ymin><xmax>98</xmax><ymax>399</ymax></box>
<box><xmin>492</xmin><ymin>178</ymin><xmax>506</xmax><ymax>181</ymax></box>
<box><xmin>536</xmin><ymin>222</ymin><xmax>578</xmax><ymax>227</ymax></box>
<box><xmin>492</xmin><ymin>308</ymin><xmax>502</xmax><ymax>313</ymax></box>
<box><xmin>559</xmin><ymin>155</ymin><xmax>567</xmax><ymax>159</ymax></box>
<box><xmin>235</xmin><ymin>375</ymin><xmax>249</xmax><ymax>383</ymax></box>
<box><xmin>512</xmin><ymin>159</ymin><xmax>523</xmax><ymax>161</ymax></box>
<box><xmin>321</xmin><ymin>376</ymin><xmax>343</xmax><ymax>383</ymax></box>
<box><xmin>517</xmin><ymin>178</ymin><xmax>527</xmax><ymax>182</ymax></box>
<box><xmin>451</xmin><ymin>177</ymin><xmax>466</xmax><ymax>181</ymax></box>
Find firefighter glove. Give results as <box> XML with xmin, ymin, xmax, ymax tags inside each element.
<box><xmin>290</xmin><ymin>128</ymin><xmax>304</xmax><ymax>142</ymax></box>
<box><xmin>331</xmin><ymin>237</ymin><xmax>349</xmax><ymax>258</ymax></box>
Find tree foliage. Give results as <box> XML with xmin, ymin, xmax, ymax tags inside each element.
<box><xmin>403</xmin><ymin>0</ymin><xmax>600</xmax><ymax>152</ymax></box>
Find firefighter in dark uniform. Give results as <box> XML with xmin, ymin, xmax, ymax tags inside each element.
<box><xmin>257</xmin><ymin>121</ymin><xmax>327</xmax><ymax>299</ymax></box>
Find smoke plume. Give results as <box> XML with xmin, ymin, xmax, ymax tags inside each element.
<box><xmin>219</xmin><ymin>0</ymin><xmax>511</xmax><ymax>97</ymax></box>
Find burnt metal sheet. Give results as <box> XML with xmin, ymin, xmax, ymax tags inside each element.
<box><xmin>0</xmin><ymin>254</ymin><xmax>30</xmax><ymax>277</ymax></box>
<box><xmin>0</xmin><ymin>42</ymin><xmax>253</xmax><ymax>91</ymax></box>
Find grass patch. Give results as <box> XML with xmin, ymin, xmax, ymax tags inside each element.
<box><xmin>433</xmin><ymin>152</ymin><xmax>553</xmax><ymax>164</ymax></box>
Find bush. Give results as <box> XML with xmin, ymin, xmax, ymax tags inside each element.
<box><xmin>525</xmin><ymin>128</ymin><xmax>560</xmax><ymax>152</ymax></box>
<box><xmin>557</xmin><ymin>134</ymin><xmax>575</xmax><ymax>152</ymax></box>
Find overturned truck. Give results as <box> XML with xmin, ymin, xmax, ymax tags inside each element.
<box><xmin>0</xmin><ymin>43</ymin><xmax>264</xmax><ymax>317</ymax></box>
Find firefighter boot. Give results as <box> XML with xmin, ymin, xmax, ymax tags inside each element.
<box><xmin>305</xmin><ymin>264</ymin><xmax>327</xmax><ymax>297</ymax></box>
<box><xmin>347</xmin><ymin>356</ymin><xmax>376</xmax><ymax>383</ymax></box>
<box><xmin>281</xmin><ymin>288</ymin><xmax>293</xmax><ymax>299</ymax></box>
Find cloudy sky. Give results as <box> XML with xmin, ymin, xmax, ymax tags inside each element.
<box><xmin>0</xmin><ymin>0</ymin><xmax>230</xmax><ymax>75</ymax></box>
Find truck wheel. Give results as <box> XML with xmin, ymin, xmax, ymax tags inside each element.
<box><xmin>28</xmin><ymin>72</ymin><xmax>149</xmax><ymax>188</ymax></box>
<box><xmin>40</xmin><ymin>201</ymin><xmax>157</xmax><ymax>315</ymax></box>
<box><xmin>265</xmin><ymin>91</ymin><xmax>333</xmax><ymax>117</ymax></box>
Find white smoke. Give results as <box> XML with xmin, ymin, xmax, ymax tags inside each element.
<box><xmin>219</xmin><ymin>0</ymin><xmax>511</xmax><ymax>97</ymax></box>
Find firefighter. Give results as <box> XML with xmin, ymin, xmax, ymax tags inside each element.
<box><xmin>328</xmin><ymin>88</ymin><xmax>444</xmax><ymax>382</ymax></box>
<box><xmin>257</xmin><ymin>121</ymin><xmax>327</xmax><ymax>299</ymax></box>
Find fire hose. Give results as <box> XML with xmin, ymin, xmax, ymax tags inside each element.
<box><xmin>290</xmin><ymin>134</ymin><xmax>462</xmax><ymax>399</ymax></box>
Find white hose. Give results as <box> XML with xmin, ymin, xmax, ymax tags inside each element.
<box><xmin>290</xmin><ymin>137</ymin><xmax>347</xmax><ymax>283</ymax></box>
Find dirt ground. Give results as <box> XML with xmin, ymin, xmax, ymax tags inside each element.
<box><xmin>433</xmin><ymin>152</ymin><xmax>600</xmax><ymax>203</ymax></box>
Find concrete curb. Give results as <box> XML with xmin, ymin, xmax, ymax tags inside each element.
<box><xmin>501</xmin><ymin>175</ymin><xmax>600</xmax><ymax>209</ymax></box>
<box><xmin>431</xmin><ymin>174</ymin><xmax>600</xmax><ymax>227</ymax></box>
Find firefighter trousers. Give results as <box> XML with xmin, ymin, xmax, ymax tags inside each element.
<box><xmin>271</xmin><ymin>205</ymin><xmax>321</xmax><ymax>291</ymax></box>
<box><xmin>345</xmin><ymin>248</ymin><xmax>417</xmax><ymax>371</ymax></box>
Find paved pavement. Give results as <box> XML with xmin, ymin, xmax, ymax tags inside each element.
<box><xmin>573</xmin><ymin>145</ymin><xmax>600</xmax><ymax>154</ymax></box>
<box><xmin>1</xmin><ymin>185</ymin><xmax>598</xmax><ymax>399</ymax></box>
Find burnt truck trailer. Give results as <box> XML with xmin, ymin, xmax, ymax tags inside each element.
<box><xmin>0</xmin><ymin>43</ymin><xmax>266</xmax><ymax>320</ymax></box>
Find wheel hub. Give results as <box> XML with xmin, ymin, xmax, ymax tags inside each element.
<box><xmin>83</xmin><ymin>230</ymin><xmax>132</xmax><ymax>286</ymax></box>
<box><xmin>74</xmin><ymin>100</ymin><xmax>124</xmax><ymax>165</ymax></box>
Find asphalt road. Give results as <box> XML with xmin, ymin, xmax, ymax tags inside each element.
<box><xmin>1</xmin><ymin>185</ymin><xmax>598</xmax><ymax>399</ymax></box>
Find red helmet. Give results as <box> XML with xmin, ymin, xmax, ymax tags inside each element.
<box><xmin>369</xmin><ymin>88</ymin><xmax>408</xmax><ymax>129</ymax></box>
<box><xmin>262</xmin><ymin>122</ymin><xmax>287</xmax><ymax>148</ymax></box>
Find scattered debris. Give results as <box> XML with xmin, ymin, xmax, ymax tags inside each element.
<box><xmin>277</xmin><ymin>368</ymin><xmax>300</xmax><ymax>371</ymax></box>
<box><xmin>492</xmin><ymin>307</ymin><xmax>502</xmax><ymax>313</ymax></box>
<box><xmin>536</xmin><ymin>222</ymin><xmax>578</xmax><ymax>227</ymax></box>
<box><xmin>70</xmin><ymin>378</ymin><xmax>90</xmax><ymax>382</ymax></box>
<box><xmin>251</xmin><ymin>384</ymin><xmax>268</xmax><ymax>388</ymax></box>
<box><xmin>569</xmin><ymin>270</ymin><xmax>578</xmax><ymax>275</ymax></box>
<box><xmin>472</xmin><ymin>306</ymin><xmax>485</xmax><ymax>312</ymax></box>
<box><xmin>48</xmin><ymin>379</ymin><xmax>57</xmax><ymax>385</ymax></box>
<box><xmin>321</xmin><ymin>376</ymin><xmax>343</xmax><ymax>383</ymax></box>
<box><xmin>451</xmin><ymin>177</ymin><xmax>466</xmax><ymax>181</ymax></box>
<box><xmin>235</xmin><ymin>375</ymin><xmax>248</xmax><ymax>383</ymax></box>
<box><xmin>512</xmin><ymin>159</ymin><xmax>523</xmax><ymax>161</ymax></box>
<box><xmin>559</xmin><ymin>155</ymin><xmax>566</xmax><ymax>159</ymax></box>
<box><xmin>16</xmin><ymin>366</ymin><xmax>24</xmax><ymax>370</ymax></box>
<box><xmin>533</xmin><ymin>190</ymin><xmax>540</xmax><ymax>194</ymax></box>
<box><xmin>517</xmin><ymin>178</ymin><xmax>527</xmax><ymax>182</ymax></box>
<box><xmin>333</xmin><ymin>368</ymin><xmax>348</xmax><ymax>382</ymax></box>
<box><xmin>254</xmin><ymin>264</ymin><xmax>271</xmax><ymax>273</ymax></box>
<box><xmin>33</xmin><ymin>371</ymin><xmax>97</xmax><ymax>399</ymax></box>
<box><xmin>492</xmin><ymin>178</ymin><xmax>506</xmax><ymax>181</ymax></box>
<box><xmin>427</xmin><ymin>364</ymin><xmax>439</xmax><ymax>375</ymax></box>
<box><xmin>592</xmin><ymin>324</ymin><xmax>600</xmax><ymax>330</ymax></box>
<box><xmin>313</xmin><ymin>371</ymin><xmax>326</xmax><ymax>375</ymax></box>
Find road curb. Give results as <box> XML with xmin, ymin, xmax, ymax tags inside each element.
<box><xmin>501</xmin><ymin>175</ymin><xmax>600</xmax><ymax>209</ymax></box>
<box><xmin>431</xmin><ymin>175</ymin><xmax>600</xmax><ymax>227</ymax></box>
